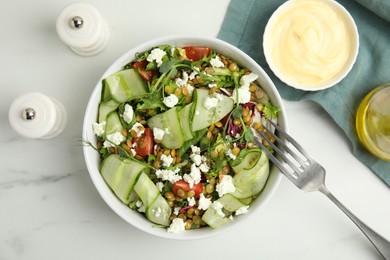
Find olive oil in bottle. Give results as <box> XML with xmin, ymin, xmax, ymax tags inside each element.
<box><xmin>356</xmin><ymin>83</ymin><xmax>390</xmax><ymax>161</ymax></box>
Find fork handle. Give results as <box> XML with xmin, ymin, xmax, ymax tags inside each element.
<box><xmin>319</xmin><ymin>185</ymin><xmax>390</xmax><ymax>259</ymax></box>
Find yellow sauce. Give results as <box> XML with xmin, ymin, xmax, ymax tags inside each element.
<box><xmin>356</xmin><ymin>84</ymin><xmax>390</xmax><ymax>161</ymax></box>
<box><xmin>266</xmin><ymin>0</ymin><xmax>354</xmax><ymax>87</ymax></box>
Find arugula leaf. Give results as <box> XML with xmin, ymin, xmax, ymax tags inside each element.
<box><xmin>243</xmin><ymin>128</ymin><xmax>255</xmax><ymax>143</ymax></box>
<box><xmin>136</xmin><ymin>97</ymin><xmax>165</xmax><ymax>111</ymax></box>
<box><xmin>231</xmin><ymin>106</ymin><xmax>243</xmax><ymax>119</ymax></box>
<box><xmin>147</xmin><ymin>154</ymin><xmax>156</xmax><ymax>162</ymax></box>
<box><xmin>161</xmin><ymin>181</ymin><xmax>173</xmax><ymax>194</ymax></box>
<box><xmin>178</xmin><ymin>129</ymin><xmax>208</xmax><ymax>157</ymax></box>
<box><xmin>159</xmin><ymin>58</ymin><xmax>179</xmax><ymax>74</ymax></box>
<box><xmin>166</xmin><ymin>67</ymin><xmax>178</xmax><ymax>79</ymax></box>
<box><xmin>146</xmin><ymin>61</ymin><xmax>157</xmax><ymax>70</ymax></box>
<box><xmin>263</xmin><ymin>102</ymin><xmax>280</xmax><ymax>119</ymax></box>
<box><xmin>135</xmin><ymin>51</ymin><xmax>149</xmax><ymax>60</ymax></box>
<box><xmin>209</xmin><ymin>156</ymin><xmax>227</xmax><ymax>178</ymax></box>
<box><xmin>212</xmin><ymin>68</ymin><xmax>232</xmax><ymax>76</ymax></box>
<box><xmin>99</xmin><ymin>148</ymin><xmax>109</xmax><ymax>158</ymax></box>
<box><xmin>118</xmin><ymin>145</ymin><xmax>132</xmax><ymax>159</ymax></box>
<box><xmin>230</xmin><ymin>148</ymin><xmax>248</xmax><ymax>167</ymax></box>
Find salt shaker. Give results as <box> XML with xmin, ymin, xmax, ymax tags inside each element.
<box><xmin>8</xmin><ymin>92</ymin><xmax>67</xmax><ymax>139</ymax></box>
<box><xmin>56</xmin><ymin>2</ymin><xmax>109</xmax><ymax>56</ymax></box>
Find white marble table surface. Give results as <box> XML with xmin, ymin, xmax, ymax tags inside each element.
<box><xmin>1</xmin><ymin>0</ymin><xmax>389</xmax><ymax>259</ymax></box>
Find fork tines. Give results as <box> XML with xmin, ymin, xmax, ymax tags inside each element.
<box><xmin>254</xmin><ymin>120</ymin><xmax>310</xmax><ymax>178</ymax></box>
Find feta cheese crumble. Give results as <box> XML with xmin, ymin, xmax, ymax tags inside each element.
<box><xmin>216</xmin><ymin>175</ymin><xmax>236</xmax><ymax>197</ymax></box>
<box><xmin>186</xmin><ymin>85</ymin><xmax>194</xmax><ymax>95</ymax></box>
<box><xmin>136</xmin><ymin>200</ymin><xmax>145</xmax><ymax>213</ymax></box>
<box><xmin>160</xmin><ymin>154</ymin><xmax>174</xmax><ymax>167</ymax></box>
<box><xmin>122</xmin><ymin>104</ymin><xmax>134</xmax><ymax>124</ymax></box>
<box><xmin>210</xmin><ymin>55</ymin><xmax>224</xmax><ymax>68</ymax></box>
<box><xmin>92</xmin><ymin>121</ymin><xmax>106</xmax><ymax>136</ymax></box>
<box><xmin>163</xmin><ymin>94</ymin><xmax>179</xmax><ymax>108</ymax></box>
<box><xmin>208</xmin><ymin>83</ymin><xmax>217</xmax><ymax>88</ymax></box>
<box><xmin>231</xmin><ymin>85</ymin><xmax>251</xmax><ymax>104</ymax></box>
<box><xmin>235</xmin><ymin>206</ymin><xmax>249</xmax><ymax>216</ymax></box>
<box><xmin>147</xmin><ymin>48</ymin><xmax>166</xmax><ymax>67</ymax></box>
<box><xmin>173</xmin><ymin>207</ymin><xmax>181</xmax><ymax>215</ymax></box>
<box><xmin>203</xmin><ymin>96</ymin><xmax>219</xmax><ymax>110</ymax></box>
<box><xmin>198</xmin><ymin>194</ymin><xmax>212</xmax><ymax>210</ymax></box>
<box><xmin>175</xmin><ymin>71</ymin><xmax>196</xmax><ymax>95</ymax></box>
<box><xmin>190</xmin><ymin>153</ymin><xmax>202</xmax><ymax>166</ymax></box>
<box><xmin>199</xmin><ymin>163</ymin><xmax>209</xmax><ymax>173</ymax></box>
<box><xmin>226</xmin><ymin>148</ymin><xmax>237</xmax><ymax>160</ymax></box>
<box><xmin>187</xmin><ymin>197</ymin><xmax>196</xmax><ymax>207</ymax></box>
<box><xmin>153</xmin><ymin>127</ymin><xmax>165</xmax><ymax>140</ymax></box>
<box><xmin>191</xmin><ymin>145</ymin><xmax>201</xmax><ymax>154</ymax></box>
<box><xmin>130</xmin><ymin>122</ymin><xmax>145</xmax><ymax>137</ymax></box>
<box><xmin>183</xmin><ymin>164</ymin><xmax>201</xmax><ymax>188</ymax></box>
<box><xmin>155</xmin><ymin>168</ymin><xmax>182</xmax><ymax>184</ymax></box>
<box><xmin>240</xmin><ymin>73</ymin><xmax>258</xmax><ymax>88</ymax></box>
<box><xmin>211</xmin><ymin>201</ymin><xmax>225</xmax><ymax>217</ymax></box>
<box><xmin>189</xmin><ymin>145</ymin><xmax>204</xmax><ymax>166</ymax></box>
<box><xmin>103</xmin><ymin>131</ymin><xmax>125</xmax><ymax>148</ymax></box>
<box><xmin>189</xmin><ymin>70</ymin><xmax>198</xmax><ymax>80</ymax></box>
<box><xmin>167</xmin><ymin>218</ymin><xmax>186</xmax><ymax>233</ymax></box>
<box><xmin>175</xmin><ymin>71</ymin><xmax>189</xmax><ymax>88</ymax></box>
<box><xmin>231</xmin><ymin>73</ymin><xmax>259</xmax><ymax>104</ymax></box>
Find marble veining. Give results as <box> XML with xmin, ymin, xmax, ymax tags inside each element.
<box><xmin>0</xmin><ymin>172</ymin><xmax>73</xmax><ymax>190</ymax></box>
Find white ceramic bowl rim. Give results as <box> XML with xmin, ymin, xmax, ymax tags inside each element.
<box><xmin>82</xmin><ymin>35</ymin><xmax>288</xmax><ymax>240</ymax></box>
<box><xmin>263</xmin><ymin>0</ymin><xmax>359</xmax><ymax>91</ymax></box>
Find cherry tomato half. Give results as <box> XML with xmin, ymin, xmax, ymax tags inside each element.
<box><xmin>184</xmin><ymin>47</ymin><xmax>211</xmax><ymax>61</ymax></box>
<box><xmin>172</xmin><ymin>180</ymin><xmax>203</xmax><ymax>198</ymax></box>
<box><xmin>133</xmin><ymin>128</ymin><xmax>154</xmax><ymax>156</ymax></box>
<box><xmin>131</xmin><ymin>60</ymin><xmax>157</xmax><ymax>82</ymax></box>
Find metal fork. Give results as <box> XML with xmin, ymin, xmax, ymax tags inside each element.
<box><xmin>255</xmin><ymin>119</ymin><xmax>390</xmax><ymax>259</ymax></box>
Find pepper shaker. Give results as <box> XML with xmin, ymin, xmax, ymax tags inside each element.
<box><xmin>8</xmin><ymin>92</ymin><xmax>67</xmax><ymax>139</ymax></box>
<box><xmin>56</xmin><ymin>2</ymin><xmax>109</xmax><ymax>56</ymax></box>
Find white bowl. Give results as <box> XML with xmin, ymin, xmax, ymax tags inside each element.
<box><xmin>82</xmin><ymin>35</ymin><xmax>287</xmax><ymax>240</ymax></box>
<box><xmin>263</xmin><ymin>0</ymin><xmax>359</xmax><ymax>91</ymax></box>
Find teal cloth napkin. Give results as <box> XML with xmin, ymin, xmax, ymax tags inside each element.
<box><xmin>218</xmin><ymin>0</ymin><xmax>390</xmax><ymax>186</ymax></box>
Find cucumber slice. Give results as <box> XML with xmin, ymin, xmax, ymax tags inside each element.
<box><xmin>101</xmin><ymin>80</ymin><xmax>112</xmax><ymax>102</ymax></box>
<box><xmin>146</xmin><ymin>195</ymin><xmax>172</xmax><ymax>226</ymax></box>
<box><xmin>100</xmin><ymin>154</ymin><xmax>124</xmax><ymax>187</ymax></box>
<box><xmin>217</xmin><ymin>194</ymin><xmax>247</xmax><ymax>212</ymax></box>
<box><xmin>192</xmin><ymin>89</ymin><xmax>234</xmax><ymax>131</ymax></box>
<box><xmin>134</xmin><ymin>172</ymin><xmax>160</xmax><ymax>209</ymax></box>
<box><xmin>178</xmin><ymin>103</ymin><xmax>194</xmax><ymax>141</ymax></box>
<box><xmin>230</xmin><ymin>148</ymin><xmax>262</xmax><ymax>170</ymax></box>
<box><xmin>128</xmin><ymin>190</ymin><xmax>140</xmax><ymax>209</ymax></box>
<box><xmin>147</xmin><ymin>107</ymin><xmax>184</xmax><ymax>149</ymax></box>
<box><xmin>100</xmin><ymin>155</ymin><xmax>149</xmax><ymax>204</ymax></box>
<box><xmin>201</xmin><ymin>207</ymin><xmax>231</xmax><ymax>229</ymax></box>
<box><xmin>98</xmin><ymin>99</ymin><xmax>119</xmax><ymax>123</ymax></box>
<box><xmin>110</xmin><ymin>159</ymin><xmax>149</xmax><ymax>204</ymax></box>
<box><xmin>231</xmin><ymin>149</ymin><xmax>270</xmax><ymax>199</ymax></box>
<box><xmin>202</xmin><ymin>194</ymin><xmax>248</xmax><ymax>228</ymax></box>
<box><xmin>105</xmin><ymin>111</ymin><xmax>123</xmax><ymax>136</ymax></box>
<box><xmin>103</xmin><ymin>69</ymin><xmax>148</xmax><ymax>103</ymax></box>
<box><xmin>239</xmin><ymin>197</ymin><xmax>253</xmax><ymax>205</ymax></box>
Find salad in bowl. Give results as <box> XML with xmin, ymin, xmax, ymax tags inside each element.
<box><xmin>83</xmin><ymin>36</ymin><xmax>287</xmax><ymax>239</ymax></box>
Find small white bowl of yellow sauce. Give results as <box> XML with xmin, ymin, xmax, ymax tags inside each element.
<box><xmin>263</xmin><ymin>0</ymin><xmax>359</xmax><ymax>91</ymax></box>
